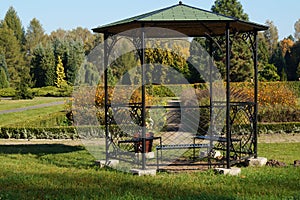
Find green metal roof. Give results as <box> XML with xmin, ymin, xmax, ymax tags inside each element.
<box><xmin>93</xmin><ymin>2</ymin><xmax>268</xmax><ymax>37</ymax></box>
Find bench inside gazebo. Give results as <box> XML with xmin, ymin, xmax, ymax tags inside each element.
<box><xmin>92</xmin><ymin>1</ymin><xmax>268</xmax><ymax>174</ymax></box>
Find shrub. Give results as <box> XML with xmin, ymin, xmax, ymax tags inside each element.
<box><xmin>31</xmin><ymin>86</ymin><xmax>72</xmax><ymax>97</ymax></box>
<box><xmin>0</xmin><ymin>127</ymin><xmax>78</xmax><ymax>139</ymax></box>
<box><xmin>258</xmin><ymin>122</ymin><xmax>300</xmax><ymax>134</ymax></box>
<box><xmin>0</xmin><ymin>87</ymin><xmax>15</xmax><ymax>97</ymax></box>
<box><xmin>258</xmin><ymin>106</ymin><xmax>300</xmax><ymax>122</ymax></box>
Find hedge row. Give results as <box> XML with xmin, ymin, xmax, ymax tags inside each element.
<box><xmin>0</xmin><ymin>127</ymin><xmax>78</xmax><ymax>139</ymax></box>
<box><xmin>258</xmin><ymin>122</ymin><xmax>300</xmax><ymax>134</ymax></box>
<box><xmin>1</xmin><ymin>81</ymin><xmax>299</xmax><ymax>98</ymax></box>
<box><xmin>0</xmin><ymin>122</ymin><xmax>299</xmax><ymax>139</ymax></box>
<box><xmin>0</xmin><ymin>86</ymin><xmax>73</xmax><ymax>97</ymax></box>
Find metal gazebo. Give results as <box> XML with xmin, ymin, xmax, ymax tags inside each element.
<box><xmin>92</xmin><ymin>2</ymin><xmax>268</xmax><ymax>171</ymax></box>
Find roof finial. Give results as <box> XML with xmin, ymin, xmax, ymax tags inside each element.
<box><xmin>179</xmin><ymin>1</ymin><xmax>182</xmax><ymax>5</ymax></box>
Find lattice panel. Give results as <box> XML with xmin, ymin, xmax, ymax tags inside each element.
<box><xmin>230</xmin><ymin>103</ymin><xmax>255</xmax><ymax>157</ymax></box>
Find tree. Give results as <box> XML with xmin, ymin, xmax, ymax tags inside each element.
<box><xmin>210</xmin><ymin>0</ymin><xmax>253</xmax><ymax>82</ymax></box>
<box><xmin>49</xmin><ymin>29</ymin><xmax>68</xmax><ymax>41</ymax></box>
<box><xmin>259</xmin><ymin>63</ymin><xmax>280</xmax><ymax>81</ymax></box>
<box><xmin>0</xmin><ymin>54</ymin><xmax>9</xmax><ymax>88</ymax></box>
<box><xmin>280</xmin><ymin>37</ymin><xmax>294</xmax><ymax>56</ymax></box>
<box><xmin>0</xmin><ymin>22</ymin><xmax>24</xmax><ymax>86</ymax></box>
<box><xmin>25</xmin><ymin>18</ymin><xmax>47</xmax><ymax>59</ymax></box>
<box><xmin>55</xmin><ymin>56</ymin><xmax>67</xmax><ymax>88</ymax></box>
<box><xmin>257</xmin><ymin>33</ymin><xmax>280</xmax><ymax>81</ymax></box>
<box><xmin>64</xmin><ymin>40</ymin><xmax>85</xmax><ymax>85</ymax></box>
<box><xmin>68</xmin><ymin>27</ymin><xmax>99</xmax><ymax>55</ymax></box>
<box><xmin>270</xmin><ymin>44</ymin><xmax>287</xmax><ymax>81</ymax></box>
<box><xmin>264</xmin><ymin>20</ymin><xmax>279</xmax><ymax>57</ymax></box>
<box><xmin>52</xmin><ymin>38</ymin><xmax>85</xmax><ymax>85</ymax></box>
<box><xmin>50</xmin><ymin>27</ymin><xmax>103</xmax><ymax>56</ymax></box>
<box><xmin>285</xmin><ymin>42</ymin><xmax>300</xmax><ymax>81</ymax></box>
<box><xmin>257</xmin><ymin>33</ymin><xmax>269</xmax><ymax>66</ymax></box>
<box><xmin>14</xmin><ymin>69</ymin><xmax>34</xmax><ymax>99</ymax></box>
<box><xmin>211</xmin><ymin>0</ymin><xmax>249</xmax><ymax>20</ymax></box>
<box><xmin>3</xmin><ymin>6</ymin><xmax>25</xmax><ymax>46</ymax></box>
<box><xmin>144</xmin><ymin>41</ymin><xmax>190</xmax><ymax>84</ymax></box>
<box><xmin>31</xmin><ymin>43</ymin><xmax>56</xmax><ymax>87</ymax></box>
<box><xmin>75</xmin><ymin>60</ymin><xmax>100</xmax><ymax>86</ymax></box>
<box><xmin>188</xmin><ymin>37</ymin><xmax>213</xmax><ymax>83</ymax></box>
<box><xmin>294</xmin><ymin>19</ymin><xmax>300</xmax><ymax>41</ymax></box>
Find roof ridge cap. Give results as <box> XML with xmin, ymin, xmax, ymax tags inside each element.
<box><xmin>179</xmin><ymin>2</ymin><xmax>239</xmax><ymax>21</ymax></box>
<box><xmin>134</xmin><ymin>4</ymin><xmax>179</xmax><ymax>21</ymax></box>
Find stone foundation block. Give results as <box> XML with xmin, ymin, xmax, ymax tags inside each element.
<box><xmin>130</xmin><ymin>168</ymin><xmax>156</xmax><ymax>176</ymax></box>
<box><xmin>215</xmin><ymin>167</ymin><xmax>241</xmax><ymax>176</ymax></box>
<box><xmin>247</xmin><ymin>157</ymin><xmax>268</xmax><ymax>167</ymax></box>
<box><xmin>95</xmin><ymin>159</ymin><xmax>119</xmax><ymax>168</ymax></box>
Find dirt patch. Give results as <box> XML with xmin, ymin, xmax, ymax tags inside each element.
<box><xmin>0</xmin><ymin>134</ymin><xmax>299</xmax><ymax>146</ymax></box>
<box><xmin>0</xmin><ymin>139</ymin><xmax>83</xmax><ymax>146</ymax></box>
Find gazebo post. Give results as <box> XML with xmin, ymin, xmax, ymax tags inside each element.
<box><xmin>104</xmin><ymin>32</ymin><xmax>110</xmax><ymax>163</ymax></box>
<box><xmin>225</xmin><ymin>23</ymin><xmax>231</xmax><ymax>169</ymax></box>
<box><xmin>253</xmin><ymin>30</ymin><xmax>258</xmax><ymax>158</ymax></box>
<box><xmin>208</xmin><ymin>37</ymin><xmax>214</xmax><ymax>165</ymax></box>
<box><xmin>141</xmin><ymin>28</ymin><xmax>147</xmax><ymax>170</ymax></box>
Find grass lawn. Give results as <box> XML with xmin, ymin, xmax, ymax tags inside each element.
<box><xmin>0</xmin><ymin>139</ymin><xmax>299</xmax><ymax>199</ymax></box>
<box><xmin>0</xmin><ymin>97</ymin><xmax>65</xmax><ymax>111</ymax></box>
<box><xmin>0</xmin><ymin>104</ymin><xmax>65</xmax><ymax>127</ymax></box>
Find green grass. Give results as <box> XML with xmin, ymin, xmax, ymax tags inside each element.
<box><xmin>0</xmin><ymin>104</ymin><xmax>65</xmax><ymax>127</ymax></box>
<box><xmin>0</xmin><ymin>97</ymin><xmax>65</xmax><ymax>111</ymax></box>
<box><xmin>0</xmin><ymin>140</ymin><xmax>299</xmax><ymax>199</ymax></box>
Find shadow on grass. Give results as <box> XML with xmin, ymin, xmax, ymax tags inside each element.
<box><xmin>0</xmin><ymin>144</ymin><xmax>96</xmax><ymax>169</ymax></box>
<box><xmin>0</xmin><ymin>144</ymin><xmax>85</xmax><ymax>155</ymax></box>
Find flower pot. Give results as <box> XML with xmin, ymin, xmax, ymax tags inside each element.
<box><xmin>133</xmin><ymin>132</ymin><xmax>154</xmax><ymax>153</ymax></box>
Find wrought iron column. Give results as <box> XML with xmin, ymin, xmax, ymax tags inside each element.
<box><xmin>225</xmin><ymin>23</ymin><xmax>231</xmax><ymax>169</ymax></box>
<box><xmin>253</xmin><ymin>31</ymin><xmax>258</xmax><ymax>158</ymax></box>
<box><xmin>208</xmin><ymin>37</ymin><xmax>214</xmax><ymax>162</ymax></box>
<box><xmin>104</xmin><ymin>32</ymin><xmax>109</xmax><ymax>163</ymax></box>
<box><xmin>141</xmin><ymin>29</ymin><xmax>146</xmax><ymax>170</ymax></box>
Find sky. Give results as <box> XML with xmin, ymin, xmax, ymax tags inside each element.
<box><xmin>0</xmin><ymin>0</ymin><xmax>299</xmax><ymax>40</ymax></box>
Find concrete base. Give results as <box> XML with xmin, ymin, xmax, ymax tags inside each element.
<box><xmin>135</xmin><ymin>152</ymin><xmax>155</xmax><ymax>159</ymax></box>
<box><xmin>95</xmin><ymin>159</ymin><xmax>119</xmax><ymax>168</ymax></box>
<box><xmin>215</xmin><ymin>167</ymin><xmax>241</xmax><ymax>176</ymax></box>
<box><xmin>130</xmin><ymin>168</ymin><xmax>156</xmax><ymax>176</ymax></box>
<box><xmin>247</xmin><ymin>157</ymin><xmax>268</xmax><ymax>167</ymax></box>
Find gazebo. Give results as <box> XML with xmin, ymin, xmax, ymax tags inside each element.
<box><xmin>92</xmin><ymin>2</ymin><xmax>268</xmax><ymax>172</ymax></box>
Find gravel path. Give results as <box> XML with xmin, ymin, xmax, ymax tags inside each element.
<box><xmin>0</xmin><ymin>101</ymin><xmax>64</xmax><ymax>114</ymax></box>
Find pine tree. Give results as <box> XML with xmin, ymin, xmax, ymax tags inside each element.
<box><xmin>0</xmin><ymin>22</ymin><xmax>24</xmax><ymax>86</ymax></box>
<box><xmin>285</xmin><ymin>42</ymin><xmax>300</xmax><ymax>81</ymax></box>
<box><xmin>55</xmin><ymin>56</ymin><xmax>67</xmax><ymax>88</ymax></box>
<box><xmin>0</xmin><ymin>54</ymin><xmax>9</xmax><ymax>88</ymax></box>
<box><xmin>4</xmin><ymin>6</ymin><xmax>25</xmax><ymax>46</ymax></box>
<box><xmin>257</xmin><ymin>33</ymin><xmax>280</xmax><ymax>81</ymax></box>
<box><xmin>65</xmin><ymin>40</ymin><xmax>85</xmax><ymax>85</ymax></box>
<box><xmin>270</xmin><ymin>44</ymin><xmax>287</xmax><ymax>81</ymax></box>
<box><xmin>31</xmin><ymin>43</ymin><xmax>56</xmax><ymax>87</ymax></box>
<box><xmin>25</xmin><ymin>18</ymin><xmax>47</xmax><ymax>60</ymax></box>
<box><xmin>14</xmin><ymin>69</ymin><xmax>34</xmax><ymax>100</ymax></box>
<box><xmin>264</xmin><ymin>20</ymin><xmax>279</xmax><ymax>57</ymax></box>
<box><xmin>211</xmin><ymin>0</ymin><xmax>249</xmax><ymax>20</ymax></box>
